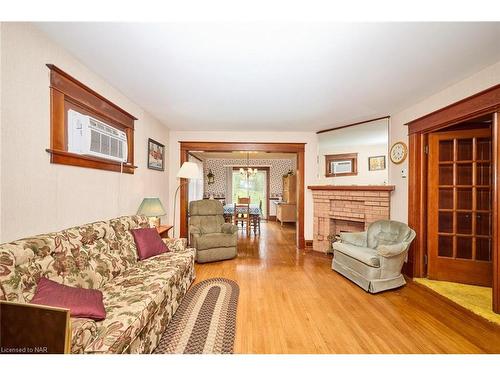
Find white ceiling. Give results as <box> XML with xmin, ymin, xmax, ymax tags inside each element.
<box><xmin>36</xmin><ymin>22</ymin><xmax>500</xmax><ymax>132</ymax></box>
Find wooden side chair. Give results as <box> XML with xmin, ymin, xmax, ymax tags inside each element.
<box><xmin>234</xmin><ymin>202</ymin><xmax>250</xmax><ymax>234</ymax></box>
<box><xmin>250</xmin><ymin>200</ymin><xmax>262</xmax><ymax>234</ymax></box>
<box><xmin>237</xmin><ymin>196</ymin><xmax>251</xmax><ymax>204</ymax></box>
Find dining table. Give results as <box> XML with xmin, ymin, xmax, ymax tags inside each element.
<box><xmin>223</xmin><ymin>203</ymin><xmax>262</xmax><ymax>216</ymax></box>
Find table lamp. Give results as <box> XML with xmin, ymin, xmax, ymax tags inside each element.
<box><xmin>173</xmin><ymin>161</ymin><xmax>201</xmax><ymax>237</ymax></box>
<box><xmin>137</xmin><ymin>197</ymin><xmax>166</xmax><ymax>227</ymax></box>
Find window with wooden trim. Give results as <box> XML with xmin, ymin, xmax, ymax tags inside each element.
<box><xmin>325</xmin><ymin>153</ymin><xmax>358</xmax><ymax>177</ymax></box>
<box><xmin>46</xmin><ymin>64</ymin><xmax>137</xmax><ymax>174</ymax></box>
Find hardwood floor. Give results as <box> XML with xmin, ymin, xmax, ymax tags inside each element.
<box><xmin>194</xmin><ymin>222</ymin><xmax>500</xmax><ymax>353</ymax></box>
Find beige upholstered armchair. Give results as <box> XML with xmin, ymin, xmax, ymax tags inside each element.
<box><xmin>189</xmin><ymin>200</ymin><xmax>238</xmax><ymax>263</ymax></box>
<box><xmin>332</xmin><ymin>220</ymin><xmax>416</xmax><ymax>293</ymax></box>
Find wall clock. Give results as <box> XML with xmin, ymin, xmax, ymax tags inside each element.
<box><xmin>390</xmin><ymin>141</ymin><xmax>408</xmax><ymax>164</ymax></box>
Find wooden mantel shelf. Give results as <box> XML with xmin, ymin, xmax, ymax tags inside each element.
<box><xmin>307</xmin><ymin>185</ymin><xmax>395</xmax><ymax>192</ymax></box>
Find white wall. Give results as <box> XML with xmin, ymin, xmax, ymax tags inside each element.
<box><xmin>318</xmin><ymin>119</ymin><xmax>388</xmax><ymax>185</ymax></box>
<box><xmin>203</xmin><ymin>158</ymin><xmax>296</xmax><ymax>198</ymax></box>
<box><xmin>0</xmin><ymin>23</ymin><xmax>170</xmax><ymax>242</ymax></box>
<box><xmin>168</xmin><ymin>131</ymin><xmax>318</xmax><ymax>240</ymax></box>
<box><xmin>389</xmin><ymin>60</ymin><xmax>500</xmax><ymax>223</ymax></box>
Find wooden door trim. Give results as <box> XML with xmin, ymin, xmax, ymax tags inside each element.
<box><xmin>179</xmin><ymin>141</ymin><xmax>306</xmax><ymax>249</ymax></box>
<box><xmin>316</xmin><ymin>115</ymin><xmax>390</xmax><ymax>134</ymax></box>
<box><xmin>406</xmin><ymin>83</ymin><xmax>500</xmax><ymax>134</ymax></box>
<box><xmin>493</xmin><ymin>112</ymin><xmax>500</xmax><ymax>312</ymax></box>
<box><xmin>406</xmin><ymin>83</ymin><xmax>500</xmax><ymax>313</ymax></box>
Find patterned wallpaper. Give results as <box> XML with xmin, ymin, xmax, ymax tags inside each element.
<box><xmin>203</xmin><ymin>158</ymin><xmax>296</xmax><ymax>199</ymax></box>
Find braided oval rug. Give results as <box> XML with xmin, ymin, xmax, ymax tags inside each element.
<box><xmin>154</xmin><ymin>278</ymin><xmax>239</xmax><ymax>354</ymax></box>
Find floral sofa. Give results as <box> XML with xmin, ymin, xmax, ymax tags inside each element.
<box><xmin>0</xmin><ymin>215</ymin><xmax>195</xmax><ymax>354</ymax></box>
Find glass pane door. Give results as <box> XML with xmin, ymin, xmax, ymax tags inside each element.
<box><xmin>232</xmin><ymin>170</ymin><xmax>267</xmax><ymax>218</ymax></box>
<box><xmin>436</xmin><ymin>136</ymin><xmax>492</xmax><ymax>261</ymax></box>
<box><xmin>428</xmin><ymin>127</ymin><xmax>493</xmax><ymax>287</ymax></box>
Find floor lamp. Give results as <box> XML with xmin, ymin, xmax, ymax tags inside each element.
<box><xmin>173</xmin><ymin>161</ymin><xmax>200</xmax><ymax>238</ymax></box>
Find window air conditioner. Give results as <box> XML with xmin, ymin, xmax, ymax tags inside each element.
<box><xmin>67</xmin><ymin>109</ymin><xmax>128</xmax><ymax>163</ymax></box>
<box><xmin>332</xmin><ymin>160</ymin><xmax>352</xmax><ymax>174</ymax></box>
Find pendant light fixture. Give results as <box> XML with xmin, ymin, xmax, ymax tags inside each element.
<box><xmin>239</xmin><ymin>152</ymin><xmax>258</xmax><ymax>179</ymax></box>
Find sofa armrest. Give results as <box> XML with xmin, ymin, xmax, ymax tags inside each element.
<box><xmin>221</xmin><ymin>223</ymin><xmax>238</xmax><ymax>235</ymax></box>
<box><xmin>340</xmin><ymin>231</ymin><xmax>367</xmax><ymax>247</ymax></box>
<box><xmin>162</xmin><ymin>238</ymin><xmax>188</xmax><ymax>252</ymax></box>
<box><xmin>71</xmin><ymin>318</ymin><xmax>98</xmax><ymax>354</ymax></box>
<box><xmin>376</xmin><ymin>243</ymin><xmax>407</xmax><ymax>258</ymax></box>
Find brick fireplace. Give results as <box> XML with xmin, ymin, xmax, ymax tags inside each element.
<box><xmin>308</xmin><ymin>185</ymin><xmax>395</xmax><ymax>253</ymax></box>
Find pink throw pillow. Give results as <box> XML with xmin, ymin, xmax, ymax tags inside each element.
<box><xmin>31</xmin><ymin>277</ymin><xmax>106</xmax><ymax>321</ymax></box>
<box><xmin>130</xmin><ymin>227</ymin><xmax>169</xmax><ymax>260</ymax></box>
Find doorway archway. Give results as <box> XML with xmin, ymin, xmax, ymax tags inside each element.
<box><xmin>406</xmin><ymin>83</ymin><xmax>500</xmax><ymax>313</ymax></box>
<box><xmin>179</xmin><ymin>142</ymin><xmax>306</xmax><ymax>249</ymax></box>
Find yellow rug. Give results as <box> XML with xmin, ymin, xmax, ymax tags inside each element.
<box><xmin>413</xmin><ymin>278</ymin><xmax>500</xmax><ymax>325</ymax></box>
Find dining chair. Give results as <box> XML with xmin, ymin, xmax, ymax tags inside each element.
<box><xmin>236</xmin><ymin>197</ymin><xmax>251</xmax><ymax>230</ymax></box>
<box><xmin>234</xmin><ymin>202</ymin><xmax>250</xmax><ymax>234</ymax></box>
<box><xmin>250</xmin><ymin>200</ymin><xmax>262</xmax><ymax>234</ymax></box>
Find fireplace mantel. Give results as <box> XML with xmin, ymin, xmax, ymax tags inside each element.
<box><xmin>308</xmin><ymin>185</ymin><xmax>395</xmax><ymax>192</ymax></box>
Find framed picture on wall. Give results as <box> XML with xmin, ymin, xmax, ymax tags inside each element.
<box><xmin>147</xmin><ymin>138</ymin><xmax>165</xmax><ymax>171</ymax></box>
<box><xmin>368</xmin><ymin>156</ymin><xmax>386</xmax><ymax>171</ymax></box>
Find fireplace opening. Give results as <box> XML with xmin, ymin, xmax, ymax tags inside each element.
<box><xmin>330</xmin><ymin>219</ymin><xmax>365</xmax><ymax>238</ymax></box>
<box><xmin>324</xmin><ymin>219</ymin><xmax>365</xmax><ymax>253</ymax></box>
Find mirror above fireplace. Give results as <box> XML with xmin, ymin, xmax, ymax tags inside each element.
<box><xmin>317</xmin><ymin>117</ymin><xmax>389</xmax><ymax>185</ymax></box>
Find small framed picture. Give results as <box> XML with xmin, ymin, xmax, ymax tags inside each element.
<box><xmin>148</xmin><ymin>138</ymin><xmax>165</xmax><ymax>171</ymax></box>
<box><xmin>368</xmin><ymin>156</ymin><xmax>386</xmax><ymax>171</ymax></box>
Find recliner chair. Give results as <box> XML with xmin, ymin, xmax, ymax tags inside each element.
<box><xmin>189</xmin><ymin>200</ymin><xmax>238</xmax><ymax>263</ymax></box>
<box><xmin>332</xmin><ymin>220</ymin><xmax>416</xmax><ymax>293</ymax></box>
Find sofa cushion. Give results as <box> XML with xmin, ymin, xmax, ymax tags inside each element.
<box><xmin>84</xmin><ymin>249</ymin><xmax>195</xmax><ymax>353</ymax></box>
<box><xmin>131</xmin><ymin>228</ymin><xmax>168</xmax><ymax>260</ymax></box>
<box><xmin>0</xmin><ymin>220</ymin><xmax>122</xmax><ymax>303</ymax></box>
<box><xmin>162</xmin><ymin>238</ymin><xmax>188</xmax><ymax>252</ymax></box>
<box><xmin>61</xmin><ymin>221</ymin><xmax>128</xmax><ymax>288</ymax></box>
<box><xmin>31</xmin><ymin>277</ymin><xmax>106</xmax><ymax>320</ymax></box>
<box><xmin>332</xmin><ymin>242</ymin><xmax>380</xmax><ymax>267</ymax></box>
<box><xmin>195</xmin><ymin>233</ymin><xmax>237</xmax><ymax>251</ymax></box>
<box><xmin>108</xmin><ymin>215</ymin><xmax>150</xmax><ymax>265</ymax></box>
<box><xmin>0</xmin><ymin>234</ymin><xmax>59</xmax><ymax>302</ymax></box>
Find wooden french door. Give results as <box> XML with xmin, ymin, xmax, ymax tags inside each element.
<box><xmin>428</xmin><ymin>128</ymin><xmax>493</xmax><ymax>286</ymax></box>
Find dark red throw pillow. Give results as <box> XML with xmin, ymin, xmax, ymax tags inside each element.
<box><xmin>130</xmin><ymin>227</ymin><xmax>169</xmax><ymax>260</ymax></box>
<box><xmin>30</xmin><ymin>277</ymin><xmax>106</xmax><ymax>321</ymax></box>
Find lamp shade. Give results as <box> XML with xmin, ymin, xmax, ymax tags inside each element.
<box><xmin>176</xmin><ymin>161</ymin><xmax>201</xmax><ymax>179</ymax></box>
<box><xmin>137</xmin><ymin>198</ymin><xmax>166</xmax><ymax>217</ymax></box>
